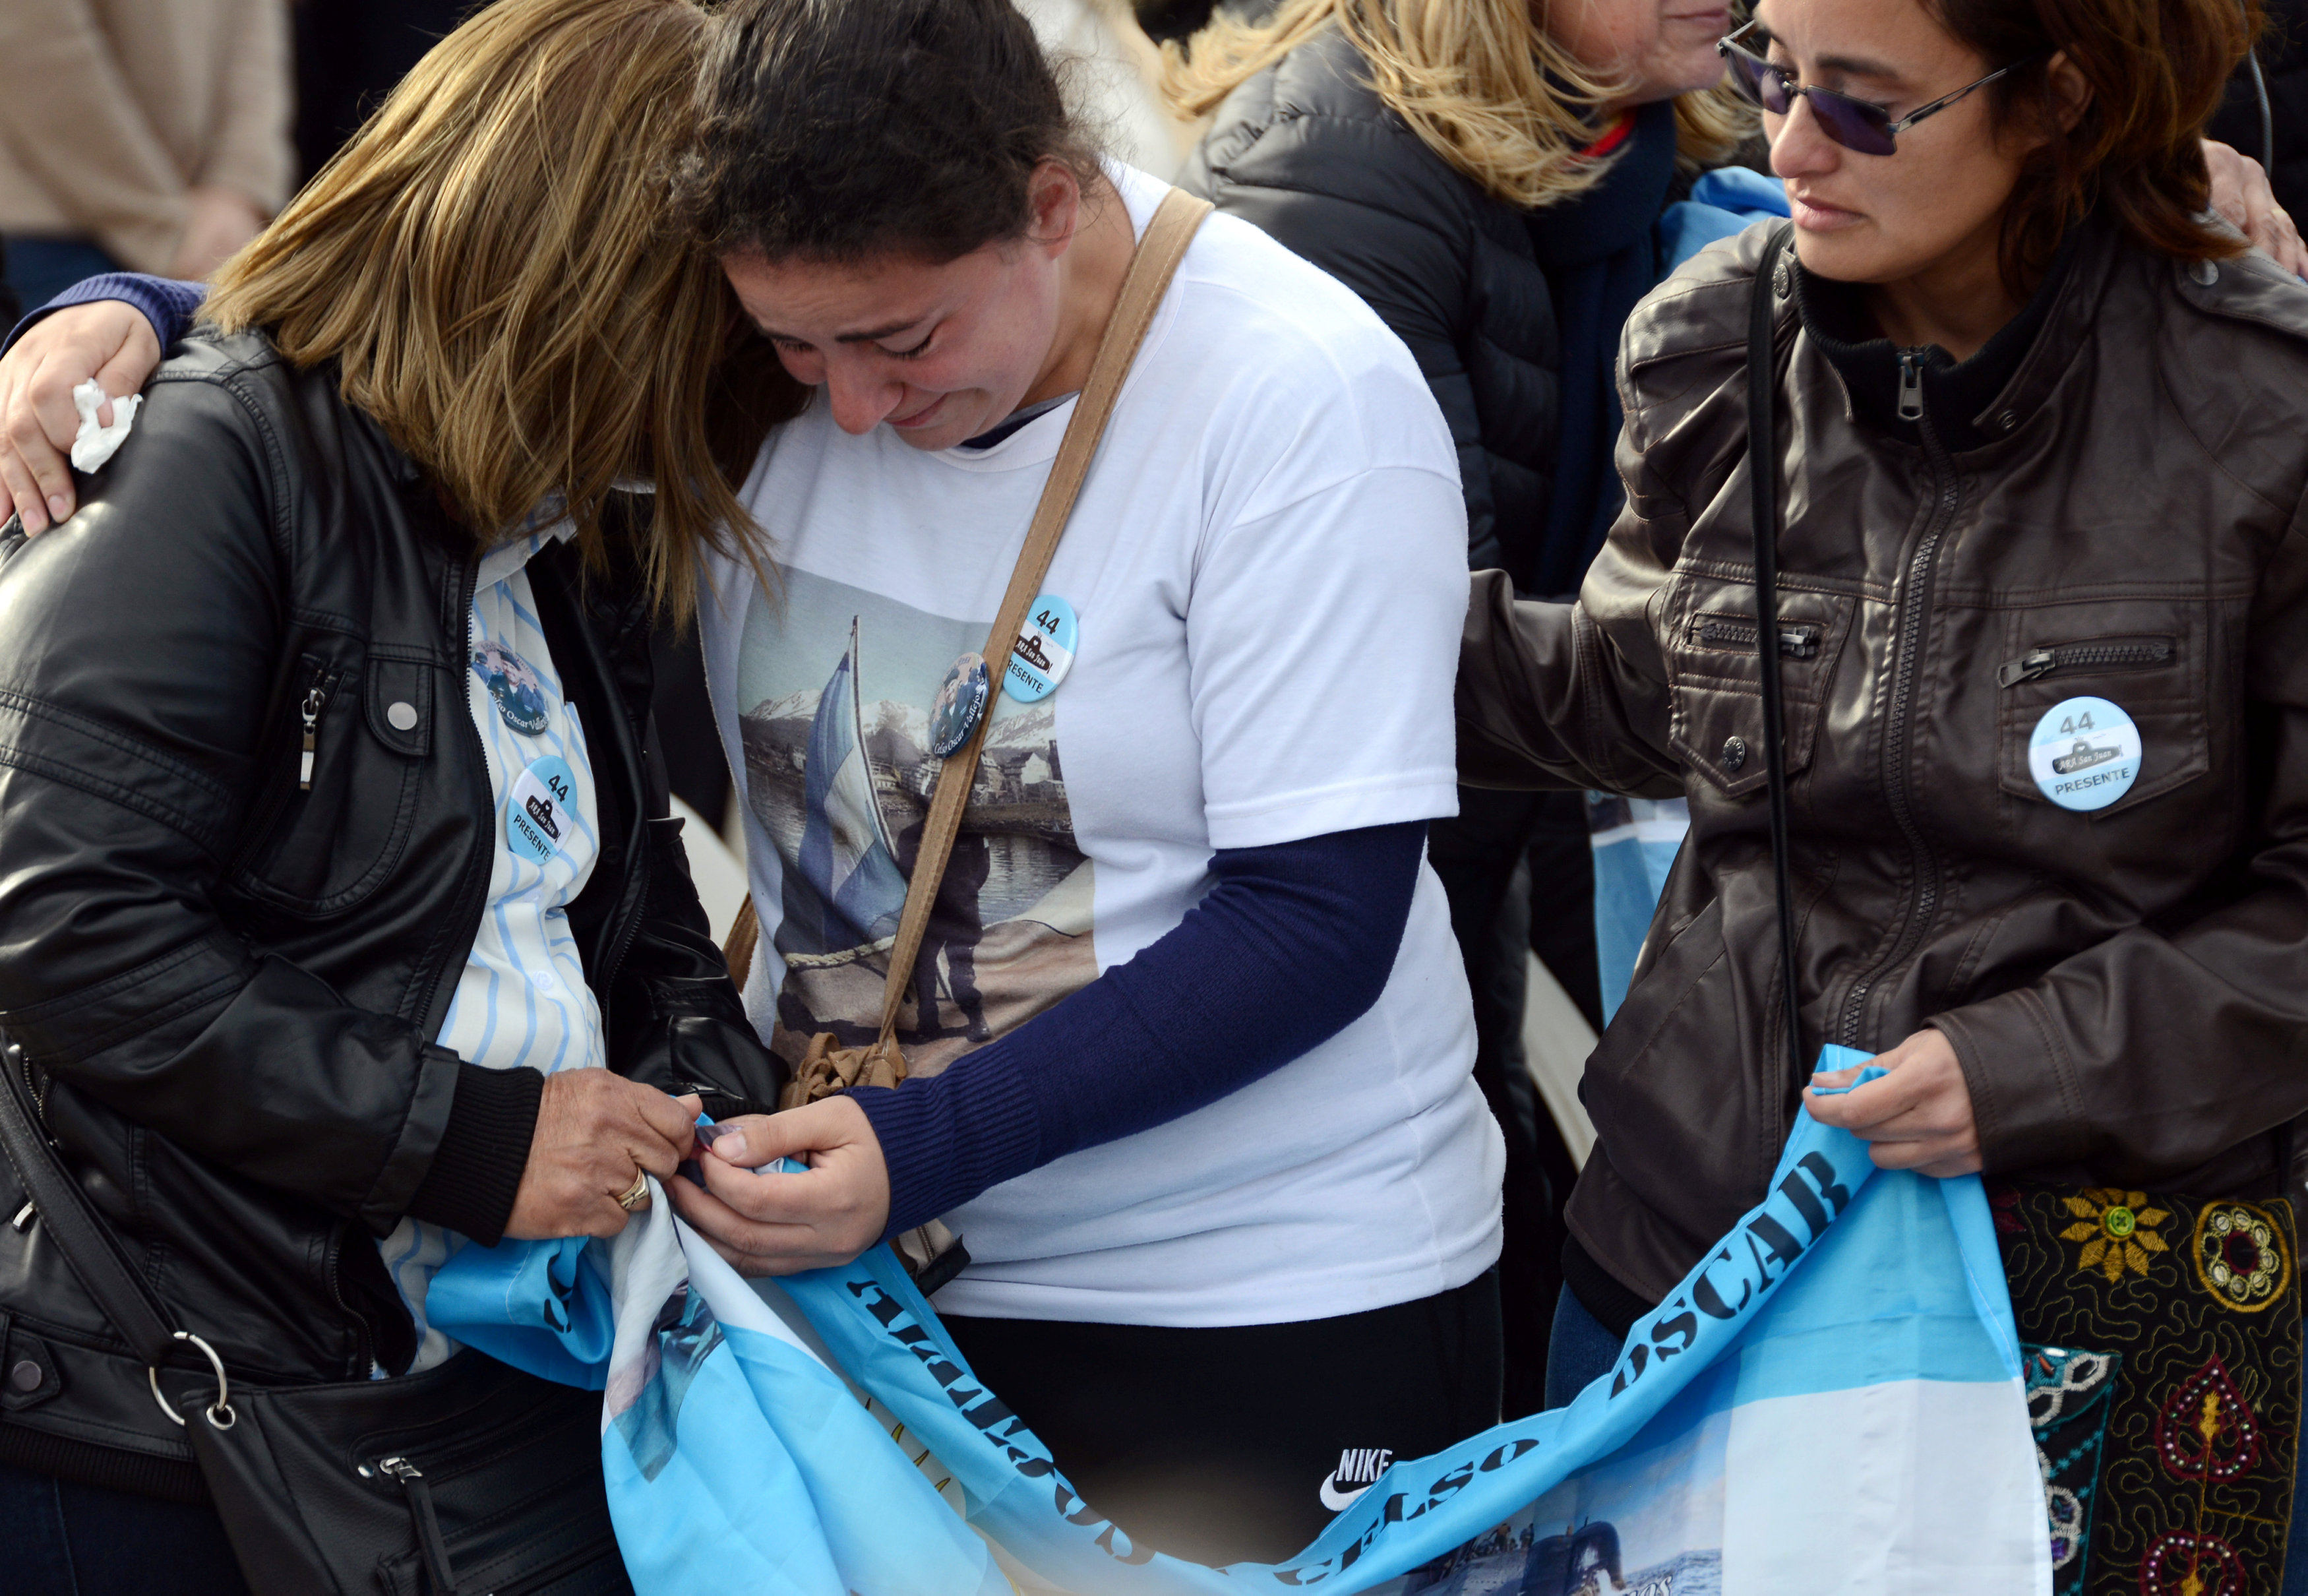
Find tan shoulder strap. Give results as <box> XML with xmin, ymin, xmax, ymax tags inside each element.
<box><xmin>871</xmin><ymin>187</ymin><xmax>1210</xmax><ymax>1040</ymax></box>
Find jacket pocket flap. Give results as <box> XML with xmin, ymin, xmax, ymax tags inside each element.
<box><xmin>1666</xmin><ymin>584</ymin><xmax>1852</xmax><ymax>797</ymax></box>
<box><xmin>365</xmin><ymin>660</ymin><xmax>433</xmax><ymax>758</ymax></box>
<box><xmin>1995</xmin><ymin>609</ymin><xmax>2210</xmax><ymax>818</ymax></box>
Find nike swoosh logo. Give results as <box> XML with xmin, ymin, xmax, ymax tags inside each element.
<box><xmin>1318</xmin><ymin>1475</ymin><xmax>1370</xmax><ymax>1512</ymax></box>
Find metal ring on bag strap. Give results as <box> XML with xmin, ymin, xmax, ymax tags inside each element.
<box><xmin>148</xmin><ymin>1330</ymin><xmax>235</xmax><ymax>1430</ymax></box>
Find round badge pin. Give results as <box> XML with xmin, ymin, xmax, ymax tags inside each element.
<box><xmin>928</xmin><ymin>653</ymin><xmax>991</xmax><ymax>758</ymax></box>
<box><xmin>1003</xmin><ymin>594</ymin><xmax>1078</xmax><ymax>704</ymax></box>
<box><xmin>2028</xmin><ymin>695</ymin><xmax>2142</xmax><ymax>812</ymax></box>
<box><xmin>472</xmin><ymin>640</ymin><xmax>550</xmax><ymax>735</ymax></box>
<box><xmin>506</xmin><ymin>755</ymin><xmax>578</xmax><ymax>865</ymax></box>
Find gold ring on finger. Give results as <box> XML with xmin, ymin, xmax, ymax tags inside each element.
<box><xmin>615</xmin><ymin>1169</ymin><xmax>650</xmax><ymax>1212</ymax></box>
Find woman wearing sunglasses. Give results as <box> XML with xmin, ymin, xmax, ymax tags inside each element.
<box><xmin>1718</xmin><ymin>13</ymin><xmax>2035</xmax><ymax>156</ymax></box>
<box><xmin>1458</xmin><ymin>0</ymin><xmax>2308</xmax><ymax>1454</ymax></box>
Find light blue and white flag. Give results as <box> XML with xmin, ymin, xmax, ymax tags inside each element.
<box><xmin>783</xmin><ymin>615</ymin><xmax>910</xmax><ymax>958</ymax></box>
<box><xmin>1589</xmin><ymin>793</ymin><xmax>1691</xmax><ymax>1023</ymax></box>
<box><xmin>429</xmin><ymin>1050</ymin><xmax>2050</xmax><ymax>1595</ymax></box>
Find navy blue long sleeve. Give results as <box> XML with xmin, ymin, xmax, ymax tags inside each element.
<box><xmin>854</xmin><ymin>820</ymin><xmax>1429</xmax><ymax>1239</ymax></box>
<box><xmin>1</xmin><ymin>272</ymin><xmax>205</xmax><ymax>359</ymax></box>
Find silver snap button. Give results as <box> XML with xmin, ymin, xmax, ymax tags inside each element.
<box><xmin>1774</xmin><ymin>259</ymin><xmax>1793</xmax><ymax>298</ymax></box>
<box><xmin>1996</xmin><ymin>410</ymin><xmax>2019</xmax><ymax>431</ymax></box>
<box><xmin>9</xmin><ymin>1359</ymin><xmax>42</xmax><ymax>1393</ymax></box>
<box><xmin>386</xmin><ymin>701</ymin><xmax>419</xmax><ymax>733</ymax></box>
<box><xmin>2191</xmin><ymin>259</ymin><xmax>2218</xmax><ymax>286</ymax></box>
<box><xmin>1722</xmin><ymin>735</ymin><xmax>1749</xmax><ymax>772</ymax></box>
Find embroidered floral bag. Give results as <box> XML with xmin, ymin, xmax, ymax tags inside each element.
<box><xmin>1993</xmin><ymin>1184</ymin><xmax>2300</xmax><ymax>1596</ymax></box>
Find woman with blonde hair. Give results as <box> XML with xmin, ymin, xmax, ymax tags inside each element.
<box><xmin>0</xmin><ymin>0</ymin><xmax>788</xmax><ymax>1587</ymax></box>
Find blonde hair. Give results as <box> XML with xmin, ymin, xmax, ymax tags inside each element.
<box><xmin>202</xmin><ymin>0</ymin><xmax>797</xmax><ymax>623</ymax></box>
<box><xmin>1163</xmin><ymin>0</ymin><xmax>1753</xmax><ymax>209</ymax></box>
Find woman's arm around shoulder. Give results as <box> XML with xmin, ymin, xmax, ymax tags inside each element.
<box><xmin>0</xmin><ymin>276</ymin><xmax>203</xmax><ymax>530</ymax></box>
<box><xmin>1455</xmin><ymin>228</ymin><xmax>1774</xmax><ymax>797</ymax></box>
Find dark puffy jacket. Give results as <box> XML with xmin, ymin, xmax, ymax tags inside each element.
<box><xmin>0</xmin><ymin>330</ymin><xmax>786</xmax><ymax>1500</ymax></box>
<box><xmin>1180</xmin><ymin>24</ymin><xmax>1557</xmax><ymax>578</ymax></box>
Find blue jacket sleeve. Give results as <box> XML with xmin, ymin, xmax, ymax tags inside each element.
<box><xmin>2</xmin><ymin>272</ymin><xmax>205</xmax><ymax>359</ymax></box>
<box><xmin>851</xmin><ymin>820</ymin><xmax>1429</xmax><ymax>1237</ymax></box>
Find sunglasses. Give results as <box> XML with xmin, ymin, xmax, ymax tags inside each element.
<box><xmin>1716</xmin><ymin>19</ymin><xmax>2041</xmax><ymax>157</ymax></box>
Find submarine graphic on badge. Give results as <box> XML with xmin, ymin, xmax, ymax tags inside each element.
<box><xmin>1004</xmin><ymin>594</ymin><xmax>1078</xmax><ymax>704</ymax></box>
<box><xmin>473</xmin><ymin>640</ymin><xmax>550</xmax><ymax>735</ymax></box>
<box><xmin>2028</xmin><ymin>696</ymin><xmax>2141</xmax><ymax>812</ymax></box>
<box><xmin>928</xmin><ymin>652</ymin><xmax>991</xmax><ymax>758</ymax></box>
<box><xmin>507</xmin><ymin>755</ymin><xmax>578</xmax><ymax>863</ymax></box>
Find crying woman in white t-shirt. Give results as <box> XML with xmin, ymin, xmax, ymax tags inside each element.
<box><xmin>0</xmin><ymin>0</ymin><xmax>1507</xmax><ymax>1566</ymax></box>
<box><xmin>680</xmin><ymin>0</ymin><xmax>1501</xmax><ymax>1564</ymax></box>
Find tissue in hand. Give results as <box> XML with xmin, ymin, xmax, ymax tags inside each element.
<box><xmin>70</xmin><ymin>380</ymin><xmax>141</xmax><ymax>472</ymax></box>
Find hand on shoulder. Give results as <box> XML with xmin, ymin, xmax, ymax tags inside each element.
<box><xmin>0</xmin><ymin>301</ymin><xmax>162</xmax><ymax>534</ymax></box>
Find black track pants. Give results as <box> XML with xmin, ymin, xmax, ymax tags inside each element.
<box><xmin>941</xmin><ymin>1268</ymin><xmax>1503</xmax><ymax>1568</ymax></box>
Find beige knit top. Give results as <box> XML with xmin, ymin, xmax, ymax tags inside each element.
<box><xmin>0</xmin><ymin>0</ymin><xmax>293</xmax><ymax>274</ymax></box>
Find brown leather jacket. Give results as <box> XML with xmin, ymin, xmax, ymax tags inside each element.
<box><xmin>1458</xmin><ymin>217</ymin><xmax>2308</xmax><ymax>1311</ymax></box>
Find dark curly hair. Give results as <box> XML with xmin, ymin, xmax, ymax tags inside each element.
<box><xmin>1931</xmin><ymin>0</ymin><xmax>2262</xmax><ymax>290</ymax></box>
<box><xmin>676</xmin><ymin>0</ymin><xmax>1105</xmax><ymax>263</ymax></box>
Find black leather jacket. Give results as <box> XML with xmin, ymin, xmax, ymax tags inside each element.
<box><xmin>0</xmin><ymin>331</ymin><xmax>786</xmax><ymax>1499</ymax></box>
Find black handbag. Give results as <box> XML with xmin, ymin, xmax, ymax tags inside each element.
<box><xmin>0</xmin><ymin>1052</ymin><xmax>631</xmax><ymax>1596</ymax></box>
<box><xmin>1742</xmin><ymin>224</ymin><xmax>2300</xmax><ymax>1594</ymax></box>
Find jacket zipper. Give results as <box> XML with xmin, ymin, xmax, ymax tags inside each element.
<box><xmin>593</xmin><ymin>865</ymin><xmax>646</xmax><ymax>1041</ymax></box>
<box><xmin>319</xmin><ymin>1225</ymin><xmax>374</xmax><ymax>1378</ymax></box>
<box><xmin>1897</xmin><ymin>350</ymin><xmax>1924</xmax><ymax>422</ymax></box>
<box><xmin>15</xmin><ymin>1041</ymin><xmax>46</xmax><ymax>1121</ymax></box>
<box><xmin>1838</xmin><ymin>349</ymin><xmax>1958</xmax><ymax>1049</ymax></box>
<box><xmin>1690</xmin><ymin>614</ymin><xmax>1822</xmax><ymax>658</ymax></box>
<box><xmin>415</xmin><ymin>558</ymin><xmax>495</xmax><ymax>1041</ymax></box>
<box><xmin>297</xmin><ymin>683</ymin><xmax>328</xmax><ymax>790</ymax></box>
<box><xmin>1997</xmin><ymin>636</ymin><xmax>2175</xmax><ymax>688</ymax></box>
<box><xmin>226</xmin><ymin>663</ymin><xmax>334</xmax><ymax>880</ymax></box>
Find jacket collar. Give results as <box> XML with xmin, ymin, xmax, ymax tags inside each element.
<box><xmin>1791</xmin><ymin>212</ymin><xmax>2113</xmax><ymax>452</ymax></box>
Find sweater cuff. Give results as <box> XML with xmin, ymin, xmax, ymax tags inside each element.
<box><xmin>849</xmin><ymin>1043</ymin><xmax>1045</xmax><ymax>1239</ymax></box>
<box><xmin>3</xmin><ymin>273</ymin><xmax>206</xmax><ymax>362</ymax></box>
<box><xmin>404</xmin><ymin>1062</ymin><xmax>543</xmax><ymax>1245</ymax></box>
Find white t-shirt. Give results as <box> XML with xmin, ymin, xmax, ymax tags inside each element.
<box><xmin>698</xmin><ymin>162</ymin><xmax>1502</xmax><ymax>1327</ymax></box>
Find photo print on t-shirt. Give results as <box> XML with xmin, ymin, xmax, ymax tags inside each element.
<box><xmin>737</xmin><ymin>568</ymin><xmax>1097</xmax><ymax>1080</ymax></box>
